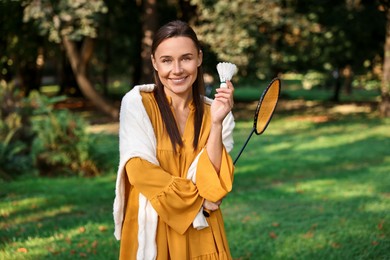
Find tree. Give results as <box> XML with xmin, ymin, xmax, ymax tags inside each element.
<box><xmin>23</xmin><ymin>0</ymin><xmax>118</xmax><ymax>119</ymax></box>
<box><xmin>294</xmin><ymin>0</ymin><xmax>385</xmax><ymax>101</ymax></box>
<box><xmin>189</xmin><ymin>0</ymin><xmax>319</xmax><ymax>79</ymax></box>
<box><xmin>0</xmin><ymin>1</ymin><xmax>45</xmax><ymax>94</ymax></box>
<box><xmin>379</xmin><ymin>0</ymin><xmax>390</xmax><ymax>117</ymax></box>
<box><xmin>139</xmin><ymin>0</ymin><xmax>159</xmax><ymax>84</ymax></box>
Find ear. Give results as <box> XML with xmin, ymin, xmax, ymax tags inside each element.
<box><xmin>151</xmin><ymin>55</ymin><xmax>158</xmax><ymax>71</ymax></box>
<box><xmin>197</xmin><ymin>50</ymin><xmax>203</xmax><ymax>67</ymax></box>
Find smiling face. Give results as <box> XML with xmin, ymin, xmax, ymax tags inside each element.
<box><xmin>151</xmin><ymin>36</ymin><xmax>203</xmax><ymax>100</ymax></box>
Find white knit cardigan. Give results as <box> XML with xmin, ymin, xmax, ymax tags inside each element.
<box><xmin>113</xmin><ymin>84</ymin><xmax>235</xmax><ymax>259</ymax></box>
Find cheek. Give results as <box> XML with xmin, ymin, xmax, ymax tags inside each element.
<box><xmin>156</xmin><ymin>65</ymin><xmax>170</xmax><ymax>78</ymax></box>
<box><xmin>186</xmin><ymin>62</ymin><xmax>199</xmax><ymax>74</ymax></box>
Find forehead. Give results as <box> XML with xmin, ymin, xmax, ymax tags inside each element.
<box><xmin>154</xmin><ymin>36</ymin><xmax>198</xmax><ymax>57</ymax></box>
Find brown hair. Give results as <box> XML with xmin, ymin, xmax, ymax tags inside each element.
<box><xmin>151</xmin><ymin>20</ymin><xmax>205</xmax><ymax>152</ymax></box>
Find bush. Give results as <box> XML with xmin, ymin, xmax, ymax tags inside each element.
<box><xmin>0</xmin><ymin>81</ymin><xmax>34</xmax><ymax>180</ymax></box>
<box><xmin>0</xmin><ymin>81</ymin><xmax>99</xmax><ymax>179</ymax></box>
<box><xmin>31</xmin><ymin>107</ymin><xmax>99</xmax><ymax>177</ymax></box>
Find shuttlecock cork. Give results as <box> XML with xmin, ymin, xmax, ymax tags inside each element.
<box><xmin>217</xmin><ymin>62</ymin><xmax>238</xmax><ymax>88</ymax></box>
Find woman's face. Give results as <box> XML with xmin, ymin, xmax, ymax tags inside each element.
<box><xmin>152</xmin><ymin>36</ymin><xmax>202</xmax><ymax>99</ymax></box>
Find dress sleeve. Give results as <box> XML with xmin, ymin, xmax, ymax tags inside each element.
<box><xmin>195</xmin><ymin>147</ymin><xmax>234</xmax><ymax>202</ymax></box>
<box><xmin>126</xmin><ymin>158</ymin><xmax>204</xmax><ymax>235</ymax></box>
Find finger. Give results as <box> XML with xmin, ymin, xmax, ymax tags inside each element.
<box><xmin>226</xmin><ymin>80</ymin><xmax>235</xmax><ymax>91</ymax></box>
<box><xmin>214</xmin><ymin>94</ymin><xmax>234</xmax><ymax>108</ymax></box>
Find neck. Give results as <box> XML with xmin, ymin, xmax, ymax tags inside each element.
<box><xmin>165</xmin><ymin>91</ymin><xmax>192</xmax><ymax>111</ymax></box>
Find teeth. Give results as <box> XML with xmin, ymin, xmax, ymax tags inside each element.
<box><xmin>171</xmin><ymin>77</ymin><xmax>186</xmax><ymax>83</ymax></box>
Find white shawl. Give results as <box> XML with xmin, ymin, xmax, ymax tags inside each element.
<box><xmin>113</xmin><ymin>84</ymin><xmax>235</xmax><ymax>259</ymax></box>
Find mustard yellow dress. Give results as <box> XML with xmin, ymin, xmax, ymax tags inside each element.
<box><xmin>119</xmin><ymin>92</ymin><xmax>234</xmax><ymax>259</ymax></box>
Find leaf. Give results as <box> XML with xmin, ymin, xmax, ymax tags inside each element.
<box><xmin>79</xmin><ymin>252</ymin><xmax>87</xmax><ymax>258</ymax></box>
<box><xmin>91</xmin><ymin>240</ymin><xmax>98</xmax><ymax>248</ymax></box>
<box><xmin>17</xmin><ymin>247</ymin><xmax>28</xmax><ymax>253</ymax></box>
<box><xmin>98</xmin><ymin>225</ymin><xmax>107</xmax><ymax>232</ymax></box>
<box><xmin>331</xmin><ymin>242</ymin><xmax>341</xmax><ymax>248</ymax></box>
<box><xmin>269</xmin><ymin>231</ymin><xmax>278</xmax><ymax>239</ymax></box>
<box><xmin>378</xmin><ymin>220</ymin><xmax>384</xmax><ymax>230</ymax></box>
<box><xmin>79</xmin><ymin>226</ymin><xmax>86</xmax><ymax>233</ymax></box>
<box><xmin>303</xmin><ymin>231</ymin><xmax>314</xmax><ymax>239</ymax></box>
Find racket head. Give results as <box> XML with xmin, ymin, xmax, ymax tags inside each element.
<box><xmin>253</xmin><ymin>78</ymin><xmax>281</xmax><ymax>135</ymax></box>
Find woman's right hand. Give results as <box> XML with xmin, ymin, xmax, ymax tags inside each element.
<box><xmin>203</xmin><ymin>199</ymin><xmax>222</xmax><ymax>212</ymax></box>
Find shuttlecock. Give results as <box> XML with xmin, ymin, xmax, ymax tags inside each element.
<box><xmin>216</xmin><ymin>62</ymin><xmax>237</xmax><ymax>88</ymax></box>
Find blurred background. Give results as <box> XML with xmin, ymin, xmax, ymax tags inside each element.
<box><xmin>1</xmin><ymin>0</ymin><xmax>389</xmax><ymax>117</ymax></box>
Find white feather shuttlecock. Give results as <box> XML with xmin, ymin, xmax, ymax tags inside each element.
<box><xmin>216</xmin><ymin>62</ymin><xmax>238</xmax><ymax>88</ymax></box>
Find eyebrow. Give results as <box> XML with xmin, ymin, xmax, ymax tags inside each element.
<box><xmin>158</xmin><ymin>53</ymin><xmax>194</xmax><ymax>59</ymax></box>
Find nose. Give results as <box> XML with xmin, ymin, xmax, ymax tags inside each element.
<box><xmin>173</xmin><ymin>61</ymin><xmax>182</xmax><ymax>74</ymax></box>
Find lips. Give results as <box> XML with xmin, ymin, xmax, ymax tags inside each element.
<box><xmin>170</xmin><ymin>76</ymin><xmax>188</xmax><ymax>84</ymax></box>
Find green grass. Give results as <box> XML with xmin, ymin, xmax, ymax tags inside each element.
<box><xmin>1</xmin><ymin>106</ymin><xmax>389</xmax><ymax>259</ymax></box>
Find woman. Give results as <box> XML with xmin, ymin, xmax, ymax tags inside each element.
<box><xmin>113</xmin><ymin>20</ymin><xmax>235</xmax><ymax>259</ymax></box>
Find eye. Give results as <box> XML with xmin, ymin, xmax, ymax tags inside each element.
<box><xmin>182</xmin><ymin>56</ymin><xmax>192</xmax><ymax>61</ymax></box>
<box><xmin>161</xmin><ymin>58</ymin><xmax>172</xmax><ymax>64</ymax></box>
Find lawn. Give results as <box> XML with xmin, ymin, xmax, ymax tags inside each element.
<box><xmin>1</xmin><ymin>93</ymin><xmax>389</xmax><ymax>259</ymax></box>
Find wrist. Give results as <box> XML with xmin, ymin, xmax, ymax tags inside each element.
<box><xmin>211</xmin><ymin>120</ymin><xmax>223</xmax><ymax>128</ymax></box>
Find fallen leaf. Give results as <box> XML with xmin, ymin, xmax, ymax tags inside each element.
<box><xmin>241</xmin><ymin>216</ymin><xmax>251</xmax><ymax>223</ymax></box>
<box><xmin>378</xmin><ymin>220</ymin><xmax>384</xmax><ymax>230</ymax></box>
<box><xmin>79</xmin><ymin>226</ymin><xmax>86</xmax><ymax>233</ymax></box>
<box><xmin>79</xmin><ymin>252</ymin><xmax>87</xmax><ymax>258</ymax></box>
<box><xmin>303</xmin><ymin>231</ymin><xmax>314</xmax><ymax>239</ymax></box>
<box><xmin>269</xmin><ymin>231</ymin><xmax>277</xmax><ymax>239</ymax></box>
<box><xmin>271</xmin><ymin>222</ymin><xmax>280</xmax><ymax>227</ymax></box>
<box><xmin>371</xmin><ymin>241</ymin><xmax>379</xmax><ymax>246</ymax></box>
<box><xmin>98</xmin><ymin>225</ymin><xmax>107</xmax><ymax>232</ymax></box>
<box><xmin>17</xmin><ymin>247</ymin><xmax>28</xmax><ymax>253</ymax></box>
<box><xmin>65</xmin><ymin>237</ymin><xmax>72</xmax><ymax>245</ymax></box>
<box><xmin>91</xmin><ymin>240</ymin><xmax>98</xmax><ymax>248</ymax></box>
<box><xmin>78</xmin><ymin>240</ymin><xmax>88</xmax><ymax>248</ymax></box>
<box><xmin>331</xmin><ymin>242</ymin><xmax>341</xmax><ymax>249</ymax></box>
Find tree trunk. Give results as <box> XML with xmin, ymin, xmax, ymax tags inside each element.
<box><xmin>331</xmin><ymin>68</ymin><xmax>342</xmax><ymax>102</ymax></box>
<box><xmin>342</xmin><ymin>65</ymin><xmax>353</xmax><ymax>96</ymax></box>
<box><xmin>62</xmin><ymin>36</ymin><xmax>119</xmax><ymax>119</ymax></box>
<box><xmin>380</xmin><ymin>8</ymin><xmax>390</xmax><ymax>117</ymax></box>
<box><xmin>139</xmin><ymin>0</ymin><xmax>158</xmax><ymax>84</ymax></box>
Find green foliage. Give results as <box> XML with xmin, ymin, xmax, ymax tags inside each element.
<box><xmin>27</xmin><ymin>92</ymin><xmax>99</xmax><ymax>177</ymax></box>
<box><xmin>302</xmin><ymin>71</ymin><xmax>328</xmax><ymax>90</ymax></box>
<box><xmin>0</xmin><ymin>117</ymin><xmax>31</xmax><ymax>180</ymax></box>
<box><xmin>23</xmin><ymin>0</ymin><xmax>108</xmax><ymax>43</ymax></box>
<box><xmin>0</xmin><ymin>81</ymin><xmax>35</xmax><ymax>180</ymax></box>
<box><xmin>191</xmin><ymin>0</ymin><xmax>385</xmax><ymax>81</ymax></box>
<box><xmin>0</xmin><ymin>82</ymin><xmax>99</xmax><ymax>179</ymax></box>
<box><xmin>191</xmin><ymin>0</ymin><xmax>290</xmax><ymax>78</ymax></box>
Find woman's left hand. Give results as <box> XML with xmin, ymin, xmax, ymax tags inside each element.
<box><xmin>211</xmin><ymin>80</ymin><xmax>234</xmax><ymax>124</ymax></box>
